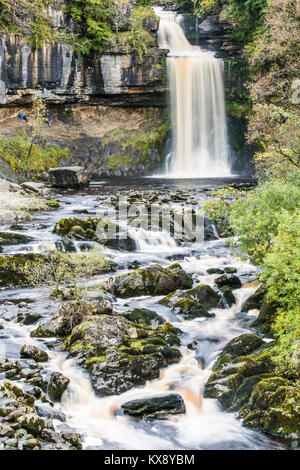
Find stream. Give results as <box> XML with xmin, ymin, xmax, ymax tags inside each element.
<box><xmin>0</xmin><ymin>177</ymin><xmax>285</xmax><ymax>450</ymax></box>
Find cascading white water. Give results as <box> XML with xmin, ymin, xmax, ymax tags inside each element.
<box><xmin>157</xmin><ymin>10</ymin><xmax>231</xmax><ymax>177</ymax></box>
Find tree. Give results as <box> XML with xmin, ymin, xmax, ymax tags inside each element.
<box><xmin>26</xmin><ymin>98</ymin><xmax>46</xmax><ymax>164</ymax></box>
<box><xmin>112</xmin><ymin>0</ymin><xmax>129</xmax><ymax>44</ymax></box>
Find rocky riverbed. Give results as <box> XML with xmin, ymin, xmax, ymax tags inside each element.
<box><xmin>0</xmin><ymin>177</ymin><xmax>298</xmax><ymax>450</ymax></box>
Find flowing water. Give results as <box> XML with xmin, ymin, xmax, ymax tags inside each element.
<box><xmin>156</xmin><ymin>9</ymin><xmax>231</xmax><ymax>178</ymax></box>
<box><xmin>0</xmin><ymin>178</ymin><xmax>285</xmax><ymax>450</ymax></box>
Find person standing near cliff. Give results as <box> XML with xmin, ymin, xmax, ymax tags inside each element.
<box><xmin>46</xmin><ymin>112</ymin><xmax>52</xmax><ymax>127</ymax></box>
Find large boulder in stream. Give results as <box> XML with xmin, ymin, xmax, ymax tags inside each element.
<box><xmin>159</xmin><ymin>283</ymin><xmax>220</xmax><ymax>318</ymax></box>
<box><xmin>121</xmin><ymin>393</ymin><xmax>186</xmax><ymax>418</ymax></box>
<box><xmin>101</xmin><ymin>263</ymin><xmax>193</xmax><ymax>298</ymax></box>
<box><xmin>20</xmin><ymin>345</ymin><xmax>48</xmax><ymax>363</ymax></box>
<box><xmin>54</xmin><ymin>216</ymin><xmax>137</xmax><ymax>251</ymax></box>
<box><xmin>47</xmin><ymin>373</ymin><xmax>70</xmax><ymax>401</ymax></box>
<box><xmin>48</xmin><ymin>166</ymin><xmax>90</xmax><ymax>189</ymax></box>
<box><xmin>64</xmin><ymin>314</ymin><xmax>182</xmax><ymax>396</ymax></box>
<box><xmin>204</xmin><ymin>334</ymin><xmax>300</xmax><ymax>439</ymax></box>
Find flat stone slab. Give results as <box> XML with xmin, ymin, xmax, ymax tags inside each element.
<box><xmin>48</xmin><ymin>167</ymin><xmax>90</xmax><ymax>188</ymax></box>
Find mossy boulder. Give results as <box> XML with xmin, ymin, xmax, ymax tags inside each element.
<box><xmin>122</xmin><ymin>308</ymin><xmax>164</xmax><ymax>326</ymax></box>
<box><xmin>121</xmin><ymin>393</ymin><xmax>185</xmax><ymax>418</ymax></box>
<box><xmin>31</xmin><ymin>316</ymin><xmax>72</xmax><ymax>339</ymax></box>
<box><xmin>239</xmin><ymin>378</ymin><xmax>300</xmax><ymax>439</ymax></box>
<box><xmin>219</xmin><ymin>286</ymin><xmax>236</xmax><ymax>307</ymax></box>
<box><xmin>250</xmin><ymin>300</ymin><xmax>278</xmax><ymax>336</ymax></box>
<box><xmin>54</xmin><ymin>216</ymin><xmax>136</xmax><ymax>251</ymax></box>
<box><xmin>0</xmin><ymin>253</ymin><xmax>43</xmax><ymax>287</ymax></box>
<box><xmin>241</xmin><ymin>286</ymin><xmax>266</xmax><ymax>312</ymax></box>
<box><xmin>159</xmin><ymin>283</ymin><xmax>220</xmax><ymax>317</ymax></box>
<box><xmin>64</xmin><ymin>315</ymin><xmax>182</xmax><ymax>396</ymax></box>
<box><xmin>221</xmin><ymin>334</ymin><xmax>264</xmax><ymax>359</ymax></box>
<box><xmin>0</xmin><ymin>231</ymin><xmax>33</xmax><ymax>251</ymax></box>
<box><xmin>204</xmin><ymin>334</ymin><xmax>300</xmax><ymax>439</ymax></box>
<box><xmin>20</xmin><ymin>345</ymin><xmax>48</xmax><ymax>363</ymax></box>
<box><xmin>172</xmin><ymin>298</ymin><xmax>215</xmax><ymax>319</ymax></box>
<box><xmin>214</xmin><ymin>274</ymin><xmax>242</xmax><ymax>290</ymax></box>
<box><xmin>102</xmin><ymin>263</ymin><xmax>193</xmax><ymax>298</ymax></box>
<box><xmin>47</xmin><ymin>373</ymin><xmax>70</xmax><ymax>401</ymax></box>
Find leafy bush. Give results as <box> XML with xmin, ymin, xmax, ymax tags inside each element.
<box><xmin>229</xmin><ymin>175</ymin><xmax>300</xmax><ymax>264</ymax></box>
<box><xmin>260</xmin><ymin>209</ymin><xmax>300</xmax><ymax>377</ymax></box>
<box><xmin>125</xmin><ymin>6</ymin><xmax>156</xmax><ymax>61</ymax></box>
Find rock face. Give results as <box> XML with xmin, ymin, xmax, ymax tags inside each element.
<box><xmin>102</xmin><ymin>263</ymin><xmax>193</xmax><ymax>297</ymax></box>
<box><xmin>121</xmin><ymin>393</ymin><xmax>186</xmax><ymax>418</ymax></box>
<box><xmin>48</xmin><ymin>166</ymin><xmax>90</xmax><ymax>188</ymax></box>
<box><xmin>65</xmin><ymin>314</ymin><xmax>182</xmax><ymax>396</ymax></box>
<box><xmin>0</xmin><ymin>35</ymin><xmax>167</xmax><ymax>108</ymax></box>
<box><xmin>204</xmin><ymin>334</ymin><xmax>300</xmax><ymax>439</ymax></box>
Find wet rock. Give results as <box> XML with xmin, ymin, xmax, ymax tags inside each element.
<box><xmin>219</xmin><ymin>287</ymin><xmax>236</xmax><ymax>308</ymax></box>
<box><xmin>48</xmin><ymin>166</ymin><xmax>90</xmax><ymax>189</ymax></box>
<box><xmin>204</xmin><ymin>333</ymin><xmax>300</xmax><ymax>439</ymax></box>
<box><xmin>18</xmin><ymin>313</ymin><xmax>42</xmax><ymax>325</ymax></box>
<box><xmin>102</xmin><ymin>263</ymin><xmax>193</xmax><ymax>298</ymax></box>
<box><xmin>159</xmin><ymin>284</ymin><xmax>220</xmax><ymax>314</ymax></box>
<box><xmin>0</xmin><ymin>231</ymin><xmax>33</xmax><ymax>251</ymax></box>
<box><xmin>17</xmin><ymin>414</ymin><xmax>46</xmax><ymax>436</ymax></box>
<box><xmin>122</xmin><ymin>308</ymin><xmax>164</xmax><ymax>326</ymax></box>
<box><xmin>21</xmin><ymin>182</ymin><xmax>50</xmax><ymax>196</ymax></box>
<box><xmin>34</xmin><ymin>402</ymin><xmax>66</xmax><ymax>422</ymax></box>
<box><xmin>214</xmin><ymin>274</ymin><xmax>242</xmax><ymax>290</ymax></box>
<box><xmin>31</xmin><ymin>316</ymin><xmax>72</xmax><ymax>338</ymax></box>
<box><xmin>65</xmin><ymin>315</ymin><xmax>182</xmax><ymax>396</ymax></box>
<box><xmin>239</xmin><ymin>378</ymin><xmax>300</xmax><ymax>439</ymax></box>
<box><xmin>171</xmin><ymin>298</ymin><xmax>214</xmax><ymax>319</ymax></box>
<box><xmin>121</xmin><ymin>393</ymin><xmax>186</xmax><ymax>418</ymax></box>
<box><xmin>0</xmin><ymin>381</ymin><xmax>81</xmax><ymax>450</ymax></box>
<box><xmin>250</xmin><ymin>300</ymin><xmax>278</xmax><ymax>336</ymax></box>
<box><xmin>207</xmin><ymin>268</ymin><xmax>224</xmax><ymax>274</ymax></box>
<box><xmin>20</xmin><ymin>345</ymin><xmax>48</xmax><ymax>363</ymax></box>
<box><xmin>221</xmin><ymin>334</ymin><xmax>264</xmax><ymax>359</ymax></box>
<box><xmin>54</xmin><ymin>216</ymin><xmax>136</xmax><ymax>252</ymax></box>
<box><xmin>241</xmin><ymin>286</ymin><xmax>266</xmax><ymax>312</ymax></box>
<box><xmin>47</xmin><ymin>373</ymin><xmax>70</xmax><ymax>401</ymax></box>
<box><xmin>223</xmin><ymin>267</ymin><xmax>237</xmax><ymax>274</ymax></box>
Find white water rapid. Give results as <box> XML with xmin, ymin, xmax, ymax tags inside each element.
<box><xmin>157</xmin><ymin>9</ymin><xmax>231</xmax><ymax>178</ymax></box>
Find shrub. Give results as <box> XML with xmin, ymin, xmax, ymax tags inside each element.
<box><xmin>229</xmin><ymin>174</ymin><xmax>300</xmax><ymax>264</ymax></box>
<box><xmin>260</xmin><ymin>209</ymin><xmax>300</xmax><ymax>377</ymax></box>
<box><xmin>0</xmin><ymin>131</ymin><xmax>68</xmax><ymax>176</ymax></box>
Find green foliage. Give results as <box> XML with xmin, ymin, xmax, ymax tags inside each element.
<box><xmin>67</xmin><ymin>0</ymin><xmax>115</xmax><ymax>54</ymax></box>
<box><xmin>0</xmin><ymin>130</ymin><xmax>68</xmax><ymax>176</ymax></box>
<box><xmin>229</xmin><ymin>174</ymin><xmax>300</xmax><ymax>264</ymax></box>
<box><xmin>259</xmin><ymin>210</ymin><xmax>300</xmax><ymax>377</ymax></box>
<box><xmin>23</xmin><ymin>248</ymin><xmax>114</xmax><ymax>290</ymax></box>
<box><xmin>125</xmin><ymin>6</ymin><xmax>156</xmax><ymax>61</ymax></box>
<box><xmin>0</xmin><ymin>0</ymin><xmax>67</xmax><ymax>49</ymax></box>
<box><xmin>220</xmin><ymin>0</ymin><xmax>267</xmax><ymax>45</ymax></box>
<box><xmin>203</xmin><ymin>186</ymin><xmax>244</xmax><ymax>237</ymax></box>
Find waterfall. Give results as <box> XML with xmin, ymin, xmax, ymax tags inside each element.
<box><xmin>156</xmin><ymin>9</ymin><xmax>231</xmax><ymax>177</ymax></box>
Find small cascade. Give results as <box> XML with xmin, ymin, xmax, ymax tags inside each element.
<box><xmin>130</xmin><ymin>228</ymin><xmax>177</xmax><ymax>251</ymax></box>
<box><xmin>156</xmin><ymin>9</ymin><xmax>231</xmax><ymax>178</ymax></box>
